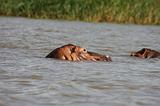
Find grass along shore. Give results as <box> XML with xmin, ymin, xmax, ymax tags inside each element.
<box><xmin>0</xmin><ymin>0</ymin><xmax>160</xmax><ymax>25</ymax></box>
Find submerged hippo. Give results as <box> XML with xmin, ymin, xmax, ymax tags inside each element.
<box><xmin>130</xmin><ymin>48</ymin><xmax>160</xmax><ymax>58</ymax></box>
<box><xmin>46</xmin><ymin>44</ymin><xmax>112</xmax><ymax>62</ymax></box>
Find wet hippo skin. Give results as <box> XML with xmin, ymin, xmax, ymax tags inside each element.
<box><xmin>46</xmin><ymin>44</ymin><xmax>112</xmax><ymax>62</ymax></box>
<box><xmin>80</xmin><ymin>51</ymin><xmax>112</xmax><ymax>61</ymax></box>
<box><xmin>130</xmin><ymin>48</ymin><xmax>160</xmax><ymax>58</ymax></box>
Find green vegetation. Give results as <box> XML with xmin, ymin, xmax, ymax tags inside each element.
<box><xmin>0</xmin><ymin>0</ymin><xmax>160</xmax><ymax>24</ymax></box>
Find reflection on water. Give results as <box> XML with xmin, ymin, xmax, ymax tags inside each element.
<box><xmin>0</xmin><ymin>17</ymin><xmax>160</xmax><ymax>106</ymax></box>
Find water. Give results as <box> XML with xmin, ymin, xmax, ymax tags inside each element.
<box><xmin>0</xmin><ymin>17</ymin><xmax>160</xmax><ymax>106</ymax></box>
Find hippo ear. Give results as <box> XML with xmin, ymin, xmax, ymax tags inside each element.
<box><xmin>70</xmin><ymin>46</ymin><xmax>76</xmax><ymax>53</ymax></box>
<box><xmin>141</xmin><ymin>48</ymin><xmax>146</xmax><ymax>52</ymax></box>
<box><xmin>138</xmin><ymin>48</ymin><xmax>146</xmax><ymax>54</ymax></box>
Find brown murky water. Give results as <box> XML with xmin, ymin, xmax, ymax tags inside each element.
<box><xmin>0</xmin><ymin>17</ymin><xmax>160</xmax><ymax>106</ymax></box>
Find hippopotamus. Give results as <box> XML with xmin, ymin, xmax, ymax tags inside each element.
<box><xmin>130</xmin><ymin>48</ymin><xmax>160</xmax><ymax>58</ymax></box>
<box><xmin>46</xmin><ymin>44</ymin><xmax>112</xmax><ymax>62</ymax></box>
<box><xmin>46</xmin><ymin>44</ymin><xmax>86</xmax><ymax>61</ymax></box>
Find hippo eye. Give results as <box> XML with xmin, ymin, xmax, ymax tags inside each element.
<box><xmin>83</xmin><ymin>49</ymin><xmax>87</xmax><ymax>52</ymax></box>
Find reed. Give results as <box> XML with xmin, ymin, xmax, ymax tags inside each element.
<box><xmin>0</xmin><ymin>0</ymin><xmax>160</xmax><ymax>24</ymax></box>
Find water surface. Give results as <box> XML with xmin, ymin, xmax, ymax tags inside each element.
<box><xmin>0</xmin><ymin>17</ymin><xmax>160</xmax><ymax>106</ymax></box>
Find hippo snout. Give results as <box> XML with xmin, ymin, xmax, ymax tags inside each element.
<box><xmin>105</xmin><ymin>55</ymin><xmax>112</xmax><ymax>62</ymax></box>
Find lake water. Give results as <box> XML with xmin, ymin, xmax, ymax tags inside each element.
<box><xmin>0</xmin><ymin>17</ymin><xmax>160</xmax><ymax>106</ymax></box>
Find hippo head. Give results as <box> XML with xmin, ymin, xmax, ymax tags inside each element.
<box><xmin>46</xmin><ymin>44</ymin><xmax>112</xmax><ymax>62</ymax></box>
<box><xmin>130</xmin><ymin>48</ymin><xmax>147</xmax><ymax>58</ymax></box>
<box><xmin>130</xmin><ymin>48</ymin><xmax>160</xmax><ymax>58</ymax></box>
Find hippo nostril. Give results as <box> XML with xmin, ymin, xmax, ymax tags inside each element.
<box><xmin>130</xmin><ymin>52</ymin><xmax>135</xmax><ymax>56</ymax></box>
<box><xmin>105</xmin><ymin>55</ymin><xmax>112</xmax><ymax>61</ymax></box>
<box><xmin>106</xmin><ymin>55</ymin><xmax>109</xmax><ymax>58</ymax></box>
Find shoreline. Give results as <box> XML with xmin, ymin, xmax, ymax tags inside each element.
<box><xmin>0</xmin><ymin>0</ymin><xmax>160</xmax><ymax>25</ymax></box>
